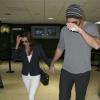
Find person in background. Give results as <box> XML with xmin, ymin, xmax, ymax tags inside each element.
<box><xmin>12</xmin><ymin>32</ymin><xmax>50</xmax><ymax>100</ymax></box>
<box><xmin>49</xmin><ymin>4</ymin><xmax>100</xmax><ymax>100</ymax></box>
<box><xmin>0</xmin><ymin>74</ymin><xmax>4</xmax><ymax>88</ymax></box>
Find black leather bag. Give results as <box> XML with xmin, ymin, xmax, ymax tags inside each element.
<box><xmin>40</xmin><ymin>68</ymin><xmax>49</xmax><ymax>86</ymax></box>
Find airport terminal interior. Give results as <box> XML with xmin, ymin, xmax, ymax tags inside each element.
<box><xmin>0</xmin><ymin>0</ymin><xmax>100</xmax><ymax>100</ymax></box>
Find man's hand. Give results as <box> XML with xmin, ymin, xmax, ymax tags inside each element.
<box><xmin>66</xmin><ymin>23</ymin><xmax>80</xmax><ymax>32</ymax></box>
<box><xmin>49</xmin><ymin>64</ymin><xmax>55</xmax><ymax>74</ymax></box>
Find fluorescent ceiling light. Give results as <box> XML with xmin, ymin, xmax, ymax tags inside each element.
<box><xmin>48</xmin><ymin>17</ymin><xmax>54</xmax><ymax>20</ymax></box>
<box><xmin>12</xmin><ymin>28</ymin><xmax>22</xmax><ymax>31</ymax></box>
<box><xmin>95</xmin><ymin>21</ymin><xmax>100</xmax><ymax>24</ymax></box>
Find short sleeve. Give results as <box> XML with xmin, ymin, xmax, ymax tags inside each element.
<box><xmin>57</xmin><ymin>28</ymin><xmax>65</xmax><ymax>51</ymax></box>
<box><xmin>85</xmin><ymin>22</ymin><xmax>100</xmax><ymax>38</ymax></box>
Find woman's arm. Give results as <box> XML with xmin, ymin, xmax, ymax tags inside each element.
<box><xmin>38</xmin><ymin>45</ymin><xmax>51</xmax><ymax>67</ymax></box>
<box><xmin>12</xmin><ymin>35</ymin><xmax>22</xmax><ymax>61</ymax></box>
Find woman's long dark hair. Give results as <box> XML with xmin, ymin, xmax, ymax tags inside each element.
<box><xmin>21</xmin><ymin>32</ymin><xmax>36</xmax><ymax>55</ymax></box>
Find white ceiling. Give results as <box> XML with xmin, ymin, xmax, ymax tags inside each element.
<box><xmin>0</xmin><ymin>0</ymin><xmax>100</xmax><ymax>24</ymax></box>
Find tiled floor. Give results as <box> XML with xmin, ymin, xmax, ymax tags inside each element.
<box><xmin>0</xmin><ymin>61</ymin><xmax>100</xmax><ymax>100</ymax></box>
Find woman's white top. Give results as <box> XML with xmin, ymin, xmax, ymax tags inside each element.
<box><xmin>27</xmin><ymin>54</ymin><xmax>32</xmax><ymax>63</ymax></box>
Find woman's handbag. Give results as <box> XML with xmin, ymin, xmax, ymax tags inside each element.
<box><xmin>40</xmin><ymin>68</ymin><xmax>49</xmax><ymax>86</ymax></box>
<box><xmin>39</xmin><ymin>61</ymin><xmax>49</xmax><ymax>86</ymax></box>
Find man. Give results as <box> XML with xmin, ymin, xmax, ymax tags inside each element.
<box><xmin>49</xmin><ymin>4</ymin><xmax>100</xmax><ymax>100</ymax></box>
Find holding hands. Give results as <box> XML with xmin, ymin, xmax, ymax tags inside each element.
<box><xmin>49</xmin><ymin>48</ymin><xmax>63</xmax><ymax>75</ymax></box>
<box><xmin>49</xmin><ymin>63</ymin><xmax>55</xmax><ymax>74</ymax></box>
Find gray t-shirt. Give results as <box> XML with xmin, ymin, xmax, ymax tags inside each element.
<box><xmin>57</xmin><ymin>22</ymin><xmax>100</xmax><ymax>74</ymax></box>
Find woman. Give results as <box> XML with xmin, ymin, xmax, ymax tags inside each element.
<box><xmin>13</xmin><ymin>32</ymin><xmax>50</xmax><ymax>100</ymax></box>
<box><xmin>0</xmin><ymin>74</ymin><xmax>4</xmax><ymax>88</ymax></box>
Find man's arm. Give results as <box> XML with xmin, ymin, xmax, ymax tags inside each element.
<box><xmin>67</xmin><ymin>23</ymin><xmax>100</xmax><ymax>49</ymax></box>
<box><xmin>96</xmin><ymin>38</ymin><xmax>100</xmax><ymax>45</ymax></box>
<box><xmin>78</xmin><ymin>29</ymin><xmax>100</xmax><ymax>49</ymax></box>
<box><xmin>51</xmin><ymin>48</ymin><xmax>63</xmax><ymax>66</ymax></box>
<box><xmin>49</xmin><ymin>27</ymin><xmax>65</xmax><ymax>73</ymax></box>
<box><xmin>49</xmin><ymin>48</ymin><xmax>63</xmax><ymax>73</ymax></box>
